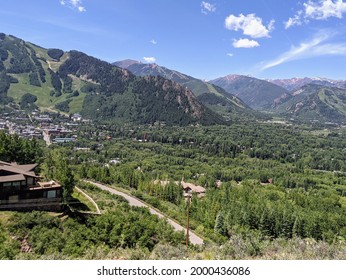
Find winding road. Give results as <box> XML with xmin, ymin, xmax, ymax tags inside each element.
<box><xmin>84</xmin><ymin>180</ymin><xmax>204</xmax><ymax>245</ymax></box>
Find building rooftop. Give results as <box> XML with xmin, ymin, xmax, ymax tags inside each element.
<box><xmin>0</xmin><ymin>161</ymin><xmax>39</xmax><ymax>180</ymax></box>
<box><xmin>0</xmin><ymin>174</ymin><xmax>25</xmax><ymax>183</ymax></box>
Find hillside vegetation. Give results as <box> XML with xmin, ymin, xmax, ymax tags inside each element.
<box><xmin>0</xmin><ymin>34</ymin><xmax>86</xmax><ymax>114</ymax></box>
<box><xmin>210</xmin><ymin>74</ymin><xmax>289</xmax><ymax>110</ymax></box>
<box><xmin>113</xmin><ymin>60</ymin><xmax>254</xmax><ymax>121</ymax></box>
<box><xmin>0</xmin><ymin>33</ymin><xmax>224</xmax><ymax>125</ymax></box>
<box><xmin>274</xmin><ymin>85</ymin><xmax>346</xmax><ymax>123</ymax></box>
<box><xmin>1</xmin><ymin>125</ymin><xmax>346</xmax><ymax>260</ymax></box>
<box><xmin>1</xmin><ymin>33</ymin><xmax>346</xmax><ymax>260</ymax></box>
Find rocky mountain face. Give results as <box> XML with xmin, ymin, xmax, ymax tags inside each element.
<box><xmin>114</xmin><ymin>61</ymin><xmax>192</xmax><ymax>84</ymax></box>
<box><xmin>113</xmin><ymin>60</ymin><xmax>255</xmax><ymax>121</ymax></box>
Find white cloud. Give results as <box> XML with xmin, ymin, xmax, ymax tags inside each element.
<box><xmin>305</xmin><ymin>0</ymin><xmax>346</xmax><ymax>19</ymax></box>
<box><xmin>233</xmin><ymin>38</ymin><xmax>260</xmax><ymax>48</ymax></box>
<box><xmin>143</xmin><ymin>57</ymin><xmax>156</xmax><ymax>63</ymax></box>
<box><xmin>227</xmin><ymin>53</ymin><xmax>234</xmax><ymax>57</ymax></box>
<box><xmin>201</xmin><ymin>2</ymin><xmax>216</xmax><ymax>14</ymax></box>
<box><xmin>150</xmin><ymin>39</ymin><xmax>157</xmax><ymax>45</ymax></box>
<box><xmin>225</xmin><ymin>13</ymin><xmax>274</xmax><ymax>38</ymax></box>
<box><xmin>261</xmin><ymin>31</ymin><xmax>346</xmax><ymax>70</ymax></box>
<box><xmin>285</xmin><ymin>1</ymin><xmax>346</xmax><ymax>29</ymax></box>
<box><xmin>284</xmin><ymin>11</ymin><xmax>303</xmax><ymax>29</ymax></box>
<box><xmin>78</xmin><ymin>6</ymin><xmax>86</xmax><ymax>13</ymax></box>
<box><xmin>60</xmin><ymin>0</ymin><xmax>86</xmax><ymax>13</ymax></box>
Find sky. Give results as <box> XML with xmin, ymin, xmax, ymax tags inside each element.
<box><xmin>1</xmin><ymin>0</ymin><xmax>346</xmax><ymax>80</ymax></box>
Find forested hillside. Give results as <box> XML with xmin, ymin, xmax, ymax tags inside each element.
<box><xmin>1</xmin><ymin>122</ymin><xmax>346</xmax><ymax>259</ymax></box>
<box><xmin>210</xmin><ymin>74</ymin><xmax>289</xmax><ymax>110</ymax></box>
<box><xmin>113</xmin><ymin>60</ymin><xmax>253</xmax><ymax>121</ymax></box>
<box><xmin>0</xmin><ymin>33</ymin><xmax>86</xmax><ymax>114</ymax></box>
<box><xmin>283</xmin><ymin>86</ymin><xmax>346</xmax><ymax>123</ymax></box>
<box><xmin>61</xmin><ymin>51</ymin><xmax>224</xmax><ymax>125</ymax></box>
<box><xmin>0</xmin><ymin>33</ymin><xmax>224</xmax><ymax>125</ymax></box>
<box><xmin>1</xmin><ymin>32</ymin><xmax>346</xmax><ymax>260</ymax></box>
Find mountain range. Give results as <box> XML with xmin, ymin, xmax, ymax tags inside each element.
<box><xmin>0</xmin><ymin>33</ymin><xmax>224</xmax><ymax>125</ymax></box>
<box><xmin>113</xmin><ymin>60</ymin><xmax>253</xmax><ymax>122</ymax></box>
<box><xmin>268</xmin><ymin>77</ymin><xmax>346</xmax><ymax>92</ymax></box>
<box><xmin>209</xmin><ymin>74</ymin><xmax>346</xmax><ymax>123</ymax></box>
<box><xmin>1</xmin><ymin>32</ymin><xmax>346</xmax><ymax>125</ymax></box>
<box><xmin>209</xmin><ymin>74</ymin><xmax>290</xmax><ymax>110</ymax></box>
<box><xmin>273</xmin><ymin>84</ymin><xmax>346</xmax><ymax>123</ymax></box>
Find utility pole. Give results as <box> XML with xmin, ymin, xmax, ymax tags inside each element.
<box><xmin>186</xmin><ymin>193</ymin><xmax>191</xmax><ymax>249</ymax></box>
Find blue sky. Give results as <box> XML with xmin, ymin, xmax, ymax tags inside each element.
<box><xmin>1</xmin><ymin>0</ymin><xmax>346</xmax><ymax>80</ymax></box>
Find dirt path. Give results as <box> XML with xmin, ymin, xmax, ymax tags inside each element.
<box><xmin>84</xmin><ymin>180</ymin><xmax>204</xmax><ymax>245</ymax></box>
<box><xmin>46</xmin><ymin>60</ymin><xmax>52</xmax><ymax>70</ymax></box>
<box><xmin>75</xmin><ymin>186</ymin><xmax>101</xmax><ymax>214</ymax></box>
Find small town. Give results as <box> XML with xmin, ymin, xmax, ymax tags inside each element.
<box><xmin>0</xmin><ymin>110</ymin><xmax>85</xmax><ymax>145</ymax></box>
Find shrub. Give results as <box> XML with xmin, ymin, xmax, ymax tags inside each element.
<box><xmin>20</xmin><ymin>92</ymin><xmax>38</xmax><ymax>110</ymax></box>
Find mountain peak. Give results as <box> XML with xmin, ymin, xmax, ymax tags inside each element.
<box><xmin>114</xmin><ymin>59</ymin><xmax>140</xmax><ymax>69</ymax></box>
<box><xmin>210</xmin><ymin>74</ymin><xmax>289</xmax><ymax>110</ymax></box>
<box><xmin>268</xmin><ymin>77</ymin><xmax>346</xmax><ymax>91</ymax></box>
<box><xmin>112</xmin><ymin>59</ymin><xmax>253</xmax><ymax>121</ymax></box>
<box><xmin>223</xmin><ymin>74</ymin><xmax>242</xmax><ymax>82</ymax></box>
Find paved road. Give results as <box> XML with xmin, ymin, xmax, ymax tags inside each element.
<box><xmin>84</xmin><ymin>180</ymin><xmax>204</xmax><ymax>245</ymax></box>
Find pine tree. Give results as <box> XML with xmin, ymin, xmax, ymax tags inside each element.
<box><xmin>55</xmin><ymin>155</ymin><xmax>75</xmax><ymax>204</ymax></box>
<box><xmin>214</xmin><ymin>211</ymin><xmax>225</xmax><ymax>235</ymax></box>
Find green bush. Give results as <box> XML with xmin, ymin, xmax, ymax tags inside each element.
<box><xmin>20</xmin><ymin>92</ymin><xmax>38</xmax><ymax>110</ymax></box>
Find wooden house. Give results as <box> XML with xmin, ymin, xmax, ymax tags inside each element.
<box><xmin>0</xmin><ymin>161</ymin><xmax>62</xmax><ymax>211</ymax></box>
<box><xmin>154</xmin><ymin>179</ymin><xmax>206</xmax><ymax>198</ymax></box>
<box><xmin>181</xmin><ymin>182</ymin><xmax>206</xmax><ymax>198</ymax></box>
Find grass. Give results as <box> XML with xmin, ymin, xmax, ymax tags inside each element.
<box><xmin>0</xmin><ymin>211</ymin><xmax>13</xmax><ymax>226</ymax></box>
<box><xmin>318</xmin><ymin>89</ymin><xmax>346</xmax><ymax>116</ymax></box>
<box><xmin>68</xmin><ymin>92</ymin><xmax>86</xmax><ymax>114</ymax></box>
<box><xmin>8</xmin><ymin>73</ymin><xmax>53</xmax><ymax>107</ymax></box>
<box><xmin>45</xmin><ymin>52</ymin><xmax>69</xmax><ymax>72</ymax></box>
<box><xmin>6</xmin><ymin>44</ymin><xmax>84</xmax><ymax>114</ymax></box>
<box><xmin>8</xmin><ymin>69</ymin><xmax>85</xmax><ymax>114</ymax></box>
<box><xmin>206</xmin><ymin>83</ymin><xmax>223</xmax><ymax>97</ymax></box>
<box><xmin>77</xmin><ymin>182</ymin><xmax>129</xmax><ymax>211</ymax></box>
<box><xmin>26</xmin><ymin>43</ymin><xmax>49</xmax><ymax>61</ymax></box>
<box><xmin>70</xmin><ymin>189</ymin><xmax>98</xmax><ymax>212</ymax></box>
